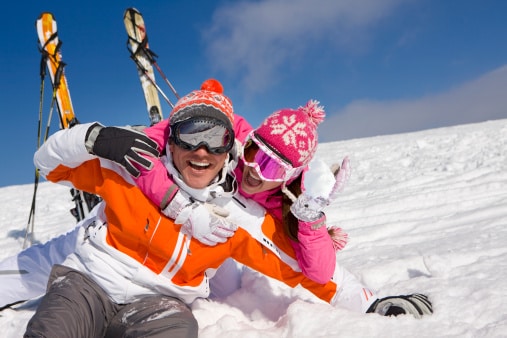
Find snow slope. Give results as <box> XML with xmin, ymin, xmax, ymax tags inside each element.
<box><xmin>1</xmin><ymin>119</ymin><xmax>507</xmax><ymax>337</ymax></box>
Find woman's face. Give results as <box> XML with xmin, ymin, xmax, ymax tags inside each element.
<box><xmin>241</xmin><ymin>165</ymin><xmax>282</xmax><ymax>194</ymax></box>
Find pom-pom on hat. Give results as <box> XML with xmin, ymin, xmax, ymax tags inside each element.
<box><xmin>169</xmin><ymin>79</ymin><xmax>234</xmax><ymax>128</ymax></box>
<box><xmin>254</xmin><ymin>100</ymin><xmax>325</xmax><ymax>168</ymax></box>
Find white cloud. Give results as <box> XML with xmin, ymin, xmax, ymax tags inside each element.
<box><xmin>319</xmin><ymin>64</ymin><xmax>507</xmax><ymax>141</ymax></box>
<box><xmin>203</xmin><ymin>0</ymin><xmax>409</xmax><ymax>93</ymax></box>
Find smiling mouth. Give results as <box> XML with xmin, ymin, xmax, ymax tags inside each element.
<box><xmin>245</xmin><ymin>169</ymin><xmax>262</xmax><ymax>187</ymax></box>
<box><xmin>189</xmin><ymin>160</ymin><xmax>211</xmax><ymax>170</ymax></box>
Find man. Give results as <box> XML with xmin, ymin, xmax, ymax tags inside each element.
<box><xmin>25</xmin><ymin>83</ymin><xmax>239</xmax><ymax>337</ymax></box>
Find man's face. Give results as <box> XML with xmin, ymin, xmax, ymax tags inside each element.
<box><xmin>169</xmin><ymin>142</ymin><xmax>228</xmax><ymax>189</ymax></box>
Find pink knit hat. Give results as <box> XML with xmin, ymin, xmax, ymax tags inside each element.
<box><xmin>254</xmin><ymin>100</ymin><xmax>325</xmax><ymax>168</ymax></box>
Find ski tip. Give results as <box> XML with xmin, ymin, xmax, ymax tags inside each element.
<box><xmin>38</xmin><ymin>12</ymin><xmax>55</xmax><ymax>20</ymax></box>
<box><xmin>124</xmin><ymin>7</ymin><xmax>141</xmax><ymax>17</ymax></box>
<box><xmin>36</xmin><ymin>12</ymin><xmax>54</xmax><ymax>26</ymax></box>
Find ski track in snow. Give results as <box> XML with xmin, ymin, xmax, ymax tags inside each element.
<box><xmin>1</xmin><ymin>119</ymin><xmax>507</xmax><ymax>337</ymax></box>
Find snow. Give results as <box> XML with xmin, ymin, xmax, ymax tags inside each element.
<box><xmin>1</xmin><ymin>119</ymin><xmax>507</xmax><ymax>337</ymax></box>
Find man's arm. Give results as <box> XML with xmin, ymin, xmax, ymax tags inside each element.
<box><xmin>34</xmin><ymin>123</ymin><xmax>97</xmax><ymax>183</ymax></box>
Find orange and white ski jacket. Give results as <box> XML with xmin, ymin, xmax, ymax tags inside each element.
<box><xmin>34</xmin><ymin>123</ymin><xmax>375</xmax><ymax>311</ymax></box>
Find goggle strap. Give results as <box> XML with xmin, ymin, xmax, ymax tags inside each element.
<box><xmin>281</xmin><ymin>183</ymin><xmax>298</xmax><ymax>203</ymax></box>
<box><xmin>253</xmin><ymin>132</ymin><xmax>292</xmax><ymax>167</ymax></box>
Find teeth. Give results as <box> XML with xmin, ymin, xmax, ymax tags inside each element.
<box><xmin>190</xmin><ymin>160</ymin><xmax>210</xmax><ymax>168</ymax></box>
<box><xmin>245</xmin><ymin>170</ymin><xmax>262</xmax><ymax>187</ymax></box>
<box><xmin>248</xmin><ymin>170</ymin><xmax>261</xmax><ymax>182</ymax></box>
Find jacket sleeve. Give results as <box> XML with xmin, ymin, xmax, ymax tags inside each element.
<box><xmin>143</xmin><ymin>119</ymin><xmax>170</xmax><ymax>151</ymax></box>
<box><xmin>34</xmin><ymin>123</ymin><xmax>97</xmax><ymax>183</ymax></box>
<box><xmin>134</xmin><ymin>119</ymin><xmax>179</xmax><ymax>209</ymax></box>
<box><xmin>33</xmin><ymin>122</ymin><xmax>133</xmax><ymax>199</ymax></box>
<box><xmin>291</xmin><ymin>215</ymin><xmax>336</xmax><ymax>284</ymax></box>
<box><xmin>233</xmin><ymin>114</ymin><xmax>253</xmax><ymax>142</ymax></box>
<box><xmin>243</xmin><ymin>177</ymin><xmax>336</xmax><ymax>283</ymax></box>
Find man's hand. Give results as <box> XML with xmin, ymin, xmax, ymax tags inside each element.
<box><xmin>85</xmin><ymin>123</ymin><xmax>159</xmax><ymax>178</ymax></box>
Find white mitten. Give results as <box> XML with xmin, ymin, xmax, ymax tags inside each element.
<box><xmin>163</xmin><ymin>191</ymin><xmax>238</xmax><ymax>246</ymax></box>
<box><xmin>176</xmin><ymin>203</ymin><xmax>237</xmax><ymax>246</ymax></box>
<box><xmin>290</xmin><ymin>156</ymin><xmax>351</xmax><ymax>223</ymax></box>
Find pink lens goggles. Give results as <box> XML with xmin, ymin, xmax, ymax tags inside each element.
<box><xmin>241</xmin><ymin>133</ymin><xmax>302</xmax><ymax>182</ymax></box>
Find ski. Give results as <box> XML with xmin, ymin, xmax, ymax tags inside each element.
<box><xmin>26</xmin><ymin>12</ymin><xmax>101</xmax><ymax>248</ymax></box>
<box><xmin>36</xmin><ymin>12</ymin><xmax>78</xmax><ymax>129</ymax></box>
<box><xmin>123</xmin><ymin>8</ymin><xmax>165</xmax><ymax>125</ymax></box>
<box><xmin>123</xmin><ymin>7</ymin><xmax>181</xmax><ymax>124</ymax></box>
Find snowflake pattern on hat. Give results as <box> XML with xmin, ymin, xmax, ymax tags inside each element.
<box><xmin>255</xmin><ymin>100</ymin><xmax>325</xmax><ymax>168</ymax></box>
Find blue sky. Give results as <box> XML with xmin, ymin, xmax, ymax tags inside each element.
<box><xmin>2</xmin><ymin>0</ymin><xmax>507</xmax><ymax>187</ymax></box>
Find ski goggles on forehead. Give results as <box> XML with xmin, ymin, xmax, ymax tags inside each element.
<box><xmin>170</xmin><ymin>117</ymin><xmax>235</xmax><ymax>154</ymax></box>
<box><xmin>242</xmin><ymin>133</ymin><xmax>302</xmax><ymax>182</ymax></box>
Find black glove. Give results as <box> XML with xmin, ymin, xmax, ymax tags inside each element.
<box><xmin>85</xmin><ymin>123</ymin><xmax>160</xmax><ymax>178</ymax></box>
<box><xmin>367</xmin><ymin>293</ymin><xmax>433</xmax><ymax>319</ymax></box>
